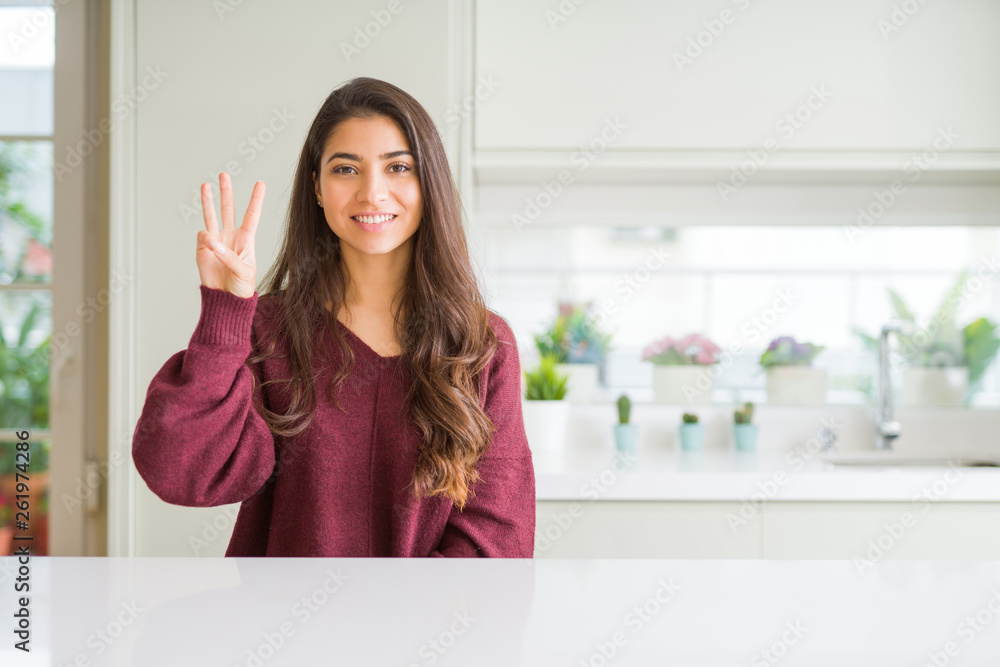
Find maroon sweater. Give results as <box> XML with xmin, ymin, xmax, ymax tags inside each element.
<box><xmin>132</xmin><ymin>285</ymin><xmax>536</xmax><ymax>557</ymax></box>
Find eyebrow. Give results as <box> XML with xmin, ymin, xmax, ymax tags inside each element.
<box><xmin>324</xmin><ymin>150</ymin><xmax>412</xmax><ymax>166</ymax></box>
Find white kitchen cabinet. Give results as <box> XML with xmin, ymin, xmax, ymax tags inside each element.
<box><xmin>761</xmin><ymin>502</ymin><xmax>1000</xmax><ymax>560</ymax></box>
<box><xmin>535</xmin><ymin>501</ymin><xmax>762</xmax><ymax>558</ymax></box>
<box><xmin>538</xmin><ymin>500</ymin><xmax>1000</xmax><ymax>559</ymax></box>
<box><xmin>475</xmin><ymin>0</ymin><xmax>1000</xmax><ymax>154</ymax></box>
<box><xmin>141</xmin><ymin>498</ymin><xmax>1000</xmax><ymax>559</ymax></box>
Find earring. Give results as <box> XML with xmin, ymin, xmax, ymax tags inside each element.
<box><xmin>317</xmin><ymin>199</ymin><xmax>322</xmax><ymax>207</ymax></box>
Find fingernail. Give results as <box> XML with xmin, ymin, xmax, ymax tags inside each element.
<box><xmin>212</xmin><ymin>242</ymin><xmax>226</xmax><ymax>255</ymax></box>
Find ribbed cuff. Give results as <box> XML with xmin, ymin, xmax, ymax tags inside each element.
<box><xmin>191</xmin><ymin>284</ymin><xmax>259</xmax><ymax>346</ymax></box>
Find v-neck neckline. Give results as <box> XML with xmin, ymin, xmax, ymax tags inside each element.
<box><xmin>332</xmin><ymin>317</ymin><xmax>402</xmax><ymax>362</ymax></box>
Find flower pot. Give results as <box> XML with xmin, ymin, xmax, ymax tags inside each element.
<box><xmin>613</xmin><ymin>423</ymin><xmax>638</xmax><ymax>453</ymax></box>
<box><xmin>733</xmin><ymin>423</ymin><xmax>758</xmax><ymax>451</ymax></box>
<box><xmin>0</xmin><ymin>525</ymin><xmax>11</xmax><ymax>556</ymax></box>
<box><xmin>556</xmin><ymin>362</ymin><xmax>599</xmax><ymax>404</ymax></box>
<box><xmin>901</xmin><ymin>367</ymin><xmax>968</xmax><ymax>407</ymax></box>
<box><xmin>35</xmin><ymin>511</ymin><xmax>48</xmax><ymax>555</ymax></box>
<box><xmin>652</xmin><ymin>365</ymin><xmax>715</xmax><ymax>405</ymax></box>
<box><xmin>0</xmin><ymin>471</ymin><xmax>49</xmax><ymax>553</ymax></box>
<box><xmin>521</xmin><ymin>399</ymin><xmax>571</xmax><ymax>453</ymax></box>
<box><xmin>678</xmin><ymin>423</ymin><xmax>705</xmax><ymax>451</ymax></box>
<box><xmin>765</xmin><ymin>366</ymin><xmax>827</xmax><ymax>406</ymax></box>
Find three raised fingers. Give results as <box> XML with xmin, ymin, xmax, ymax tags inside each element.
<box><xmin>201</xmin><ymin>174</ymin><xmax>265</xmax><ymax>237</ymax></box>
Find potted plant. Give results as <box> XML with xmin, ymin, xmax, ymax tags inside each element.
<box><xmin>613</xmin><ymin>394</ymin><xmax>638</xmax><ymax>453</ymax></box>
<box><xmin>759</xmin><ymin>336</ymin><xmax>827</xmax><ymax>405</ymax></box>
<box><xmin>534</xmin><ymin>301</ymin><xmax>613</xmax><ymax>404</ymax></box>
<box><xmin>642</xmin><ymin>333</ymin><xmax>721</xmax><ymax>405</ymax></box>
<box><xmin>854</xmin><ymin>270</ymin><xmax>1000</xmax><ymax>407</ymax></box>
<box><xmin>521</xmin><ymin>354</ymin><xmax>571</xmax><ymax>454</ymax></box>
<box><xmin>0</xmin><ymin>440</ymin><xmax>49</xmax><ymax>548</ymax></box>
<box><xmin>678</xmin><ymin>412</ymin><xmax>705</xmax><ymax>451</ymax></box>
<box><xmin>733</xmin><ymin>401</ymin><xmax>757</xmax><ymax>451</ymax></box>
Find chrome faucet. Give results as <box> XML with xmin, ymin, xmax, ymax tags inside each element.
<box><xmin>818</xmin><ymin>424</ymin><xmax>838</xmax><ymax>453</ymax></box>
<box><xmin>876</xmin><ymin>320</ymin><xmax>914</xmax><ymax>450</ymax></box>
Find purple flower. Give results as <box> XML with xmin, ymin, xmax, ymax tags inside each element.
<box><xmin>767</xmin><ymin>336</ymin><xmax>795</xmax><ymax>352</ymax></box>
<box><xmin>760</xmin><ymin>335</ymin><xmax>825</xmax><ymax>367</ymax></box>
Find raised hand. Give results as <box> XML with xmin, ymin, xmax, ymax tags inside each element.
<box><xmin>196</xmin><ymin>172</ymin><xmax>264</xmax><ymax>299</ymax></box>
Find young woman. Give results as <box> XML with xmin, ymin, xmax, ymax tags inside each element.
<box><xmin>132</xmin><ymin>77</ymin><xmax>536</xmax><ymax>557</ymax></box>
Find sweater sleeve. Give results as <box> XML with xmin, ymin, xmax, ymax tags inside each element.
<box><xmin>429</xmin><ymin>314</ymin><xmax>536</xmax><ymax>558</ymax></box>
<box><xmin>132</xmin><ymin>285</ymin><xmax>277</xmax><ymax>508</ymax></box>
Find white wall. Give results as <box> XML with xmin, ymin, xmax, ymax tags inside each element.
<box><xmin>131</xmin><ymin>0</ymin><xmax>456</xmax><ymax>556</ymax></box>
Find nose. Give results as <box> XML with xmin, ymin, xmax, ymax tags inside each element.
<box><xmin>357</xmin><ymin>170</ymin><xmax>389</xmax><ymax>205</ymax></box>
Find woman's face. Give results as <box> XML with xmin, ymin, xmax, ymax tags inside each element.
<box><xmin>313</xmin><ymin>115</ymin><xmax>422</xmax><ymax>258</ymax></box>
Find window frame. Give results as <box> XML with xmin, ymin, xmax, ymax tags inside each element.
<box><xmin>0</xmin><ymin>0</ymin><xmax>108</xmax><ymax>556</ymax></box>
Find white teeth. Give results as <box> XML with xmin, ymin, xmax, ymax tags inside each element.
<box><xmin>354</xmin><ymin>214</ymin><xmax>395</xmax><ymax>224</ymax></box>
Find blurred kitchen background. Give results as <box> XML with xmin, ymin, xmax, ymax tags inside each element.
<box><xmin>1</xmin><ymin>0</ymin><xmax>999</xmax><ymax>557</ymax></box>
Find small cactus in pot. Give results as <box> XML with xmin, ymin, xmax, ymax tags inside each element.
<box><xmin>678</xmin><ymin>411</ymin><xmax>704</xmax><ymax>450</ymax></box>
<box><xmin>613</xmin><ymin>393</ymin><xmax>639</xmax><ymax>453</ymax></box>
<box><xmin>617</xmin><ymin>394</ymin><xmax>632</xmax><ymax>424</ymax></box>
<box><xmin>733</xmin><ymin>401</ymin><xmax>758</xmax><ymax>451</ymax></box>
<box><xmin>734</xmin><ymin>401</ymin><xmax>754</xmax><ymax>423</ymax></box>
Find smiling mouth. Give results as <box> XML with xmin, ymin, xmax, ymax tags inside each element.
<box><xmin>351</xmin><ymin>214</ymin><xmax>397</xmax><ymax>225</ymax></box>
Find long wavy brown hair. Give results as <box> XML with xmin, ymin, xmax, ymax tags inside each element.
<box><xmin>248</xmin><ymin>77</ymin><xmax>499</xmax><ymax>511</ymax></box>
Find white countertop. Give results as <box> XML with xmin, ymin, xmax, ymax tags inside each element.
<box><xmin>7</xmin><ymin>556</ymin><xmax>1000</xmax><ymax>666</ymax></box>
<box><xmin>533</xmin><ymin>445</ymin><xmax>1000</xmax><ymax>502</ymax></box>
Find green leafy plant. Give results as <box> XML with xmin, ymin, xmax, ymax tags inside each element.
<box><xmin>0</xmin><ymin>299</ymin><xmax>51</xmax><ymax>430</ymax></box>
<box><xmin>616</xmin><ymin>393</ymin><xmax>631</xmax><ymax>424</ymax></box>
<box><xmin>681</xmin><ymin>412</ymin><xmax>699</xmax><ymax>424</ymax></box>
<box><xmin>0</xmin><ymin>490</ymin><xmax>10</xmax><ymax>527</ymax></box>
<box><xmin>524</xmin><ymin>354</ymin><xmax>569</xmax><ymax>400</ymax></box>
<box><xmin>0</xmin><ymin>145</ymin><xmax>52</xmax><ymax>473</ymax></box>
<box><xmin>534</xmin><ymin>301</ymin><xmax>613</xmax><ymax>364</ymax></box>
<box><xmin>734</xmin><ymin>401</ymin><xmax>754</xmax><ymax>424</ymax></box>
<box><xmin>0</xmin><ymin>441</ymin><xmax>49</xmax><ymax>476</ymax></box>
<box><xmin>853</xmin><ymin>270</ymin><xmax>1000</xmax><ymax>389</ymax></box>
<box><xmin>963</xmin><ymin>317</ymin><xmax>1000</xmax><ymax>388</ymax></box>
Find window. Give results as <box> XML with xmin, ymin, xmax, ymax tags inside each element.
<box><xmin>0</xmin><ymin>4</ymin><xmax>56</xmax><ymax>555</ymax></box>
<box><xmin>484</xmin><ymin>221</ymin><xmax>1000</xmax><ymax>408</ymax></box>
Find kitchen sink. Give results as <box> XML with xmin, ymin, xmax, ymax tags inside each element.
<box><xmin>821</xmin><ymin>452</ymin><xmax>1000</xmax><ymax>467</ymax></box>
